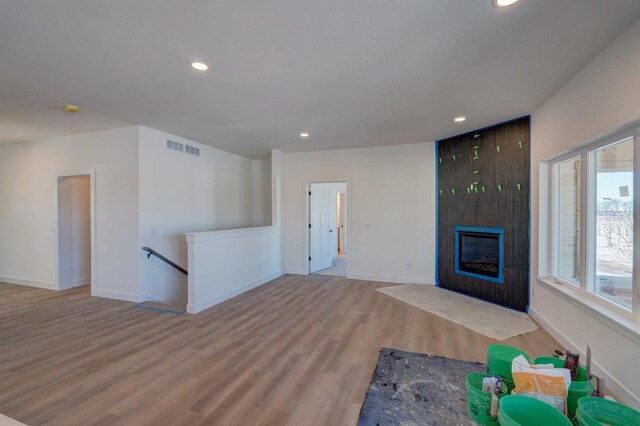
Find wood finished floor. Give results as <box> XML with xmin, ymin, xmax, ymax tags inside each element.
<box><xmin>0</xmin><ymin>275</ymin><xmax>559</xmax><ymax>425</ymax></box>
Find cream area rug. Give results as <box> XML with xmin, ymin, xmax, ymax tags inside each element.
<box><xmin>377</xmin><ymin>284</ymin><xmax>537</xmax><ymax>341</ymax></box>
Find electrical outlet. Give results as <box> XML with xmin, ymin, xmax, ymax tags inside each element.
<box><xmin>406</xmin><ymin>263</ymin><xmax>412</xmax><ymax>270</ymax></box>
<box><xmin>150</xmin><ymin>227</ymin><xmax>158</xmax><ymax>236</ymax></box>
<box><xmin>365</xmin><ymin>224</ymin><xmax>370</xmax><ymax>230</ymax></box>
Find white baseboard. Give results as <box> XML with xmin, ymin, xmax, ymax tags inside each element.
<box><xmin>187</xmin><ymin>271</ymin><xmax>282</xmax><ymax>314</ymax></box>
<box><xmin>529</xmin><ymin>307</ymin><xmax>640</xmax><ymax>407</ymax></box>
<box><xmin>347</xmin><ymin>273</ymin><xmax>436</xmax><ymax>285</ymax></box>
<box><xmin>93</xmin><ymin>289</ymin><xmax>142</xmax><ymax>303</ymax></box>
<box><xmin>0</xmin><ymin>275</ymin><xmax>58</xmax><ymax>290</ymax></box>
<box><xmin>283</xmin><ymin>267</ymin><xmax>305</xmax><ymax>275</ymax></box>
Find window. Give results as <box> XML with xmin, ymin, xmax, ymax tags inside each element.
<box><xmin>593</xmin><ymin>138</ymin><xmax>634</xmax><ymax>309</ymax></box>
<box><xmin>557</xmin><ymin>157</ymin><xmax>582</xmax><ymax>286</ymax></box>
<box><xmin>548</xmin><ymin>125</ymin><xmax>639</xmax><ymax>317</ymax></box>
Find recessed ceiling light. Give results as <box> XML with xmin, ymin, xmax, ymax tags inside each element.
<box><xmin>454</xmin><ymin>116</ymin><xmax>466</xmax><ymax>123</ymax></box>
<box><xmin>64</xmin><ymin>104</ymin><xmax>79</xmax><ymax>113</ymax></box>
<box><xmin>492</xmin><ymin>0</ymin><xmax>519</xmax><ymax>7</ymax></box>
<box><xmin>299</xmin><ymin>132</ymin><xmax>310</xmax><ymax>138</ymax></box>
<box><xmin>190</xmin><ymin>62</ymin><xmax>209</xmax><ymax>71</ymax></box>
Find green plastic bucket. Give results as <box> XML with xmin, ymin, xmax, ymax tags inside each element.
<box><xmin>533</xmin><ymin>357</ymin><xmax>594</xmax><ymax>418</ymax></box>
<box><xmin>498</xmin><ymin>395</ymin><xmax>572</xmax><ymax>426</ymax></box>
<box><xmin>466</xmin><ymin>372</ymin><xmax>506</xmax><ymax>425</ymax></box>
<box><xmin>575</xmin><ymin>397</ymin><xmax>640</xmax><ymax>426</ymax></box>
<box><xmin>487</xmin><ymin>345</ymin><xmax>530</xmax><ymax>380</ymax></box>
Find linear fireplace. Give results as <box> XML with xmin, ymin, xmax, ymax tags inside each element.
<box><xmin>454</xmin><ymin>226</ymin><xmax>504</xmax><ymax>284</ymax></box>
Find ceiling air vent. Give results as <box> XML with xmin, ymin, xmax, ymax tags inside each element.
<box><xmin>167</xmin><ymin>140</ymin><xmax>199</xmax><ymax>156</ymax></box>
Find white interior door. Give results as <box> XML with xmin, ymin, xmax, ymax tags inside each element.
<box><xmin>309</xmin><ymin>183</ymin><xmax>336</xmax><ymax>272</ymax></box>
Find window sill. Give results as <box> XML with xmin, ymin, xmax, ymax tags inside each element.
<box><xmin>536</xmin><ymin>277</ymin><xmax>640</xmax><ymax>345</ymax></box>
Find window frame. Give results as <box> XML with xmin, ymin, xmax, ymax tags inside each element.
<box><xmin>551</xmin><ymin>154</ymin><xmax>583</xmax><ymax>288</ymax></box>
<box><xmin>547</xmin><ymin>125</ymin><xmax>640</xmax><ymax>321</ymax></box>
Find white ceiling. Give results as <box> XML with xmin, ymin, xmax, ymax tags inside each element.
<box><xmin>1</xmin><ymin>1</ymin><xmax>640</xmax><ymax>159</ymax></box>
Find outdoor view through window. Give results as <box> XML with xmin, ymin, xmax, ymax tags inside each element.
<box><xmin>595</xmin><ymin>138</ymin><xmax>634</xmax><ymax>309</ymax></box>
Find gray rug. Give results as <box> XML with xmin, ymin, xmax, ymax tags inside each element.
<box><xmin>358</xmin><ymin>348</ymin><xmax>484</xmax><ymax>426</ymax></box>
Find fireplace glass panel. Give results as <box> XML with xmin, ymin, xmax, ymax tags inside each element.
<box><xmin>454</xmin><ymin>226</ymin><xmax>504</xmax><ymax>284</ymax></box>
<box><xmin>458</xmin><ymin>232</ymin><xmax>500</xmax><ymax>278</ymax></box>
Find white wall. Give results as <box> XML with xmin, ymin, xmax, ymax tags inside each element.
<box><xmin>185</xmin><ymin>150</ymin><xmax>283</xmax><ymax>313</ymax></box>
<box><xmin>282</xmin><ymin>143</ymin><xmax>436</xmax><ymax>284</ymax></box>
<box><xmin>138</xmin><ymin>126</ymin><xmax>270</xmax><ymax>305</ymax></box>
<box><xmin>57</xmin><ymin>175</ymin><xmax>91</xmax><ymax>289</ymax></box>
<box><xmin>186</xmin><ymin>226</ymin><xmax>282</xmax><ymax>313</ymax></box>
<box><xmin>251</xmin><ymin>158</ymin><xmax>272</xmax><ymax>226</ymax></box>
<box><xmin>531</xmin><ymin>19</ymin><xmax>640</xmax><ymax>407</ymax></box>
<box><xmin>0</xmin><ymin>126</ymin><xmax>140</xmax><ymax>300</ymax></box>
<box><xmin>0</xmin><ymin>124</ymin><xmax>272</xmax><ymax>305</ymax></box>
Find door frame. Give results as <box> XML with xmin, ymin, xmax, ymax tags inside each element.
<box><xmin>337</xmin><ymin>191</ymin><xmax>347</xmax><ymax>254</ymax></box>
<box><xmin>54</xmin><ymin>168</ymin><xmax>97</xmax><ymax>295</ymax></box>
<box><xmin>302</xmin><ymin>179</ymin><xmax>351</xmax><ymax>276</ymax></box>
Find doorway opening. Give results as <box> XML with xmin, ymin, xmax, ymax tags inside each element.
<box><xmin>57</xmin><ymin>174</ymin><xmax>93</xmax><ymax>291</ymax></box>
<box><xmin>308</xmin><ymin>182</ymin><xmax>347</xmax><ymax>277</ymax></box>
